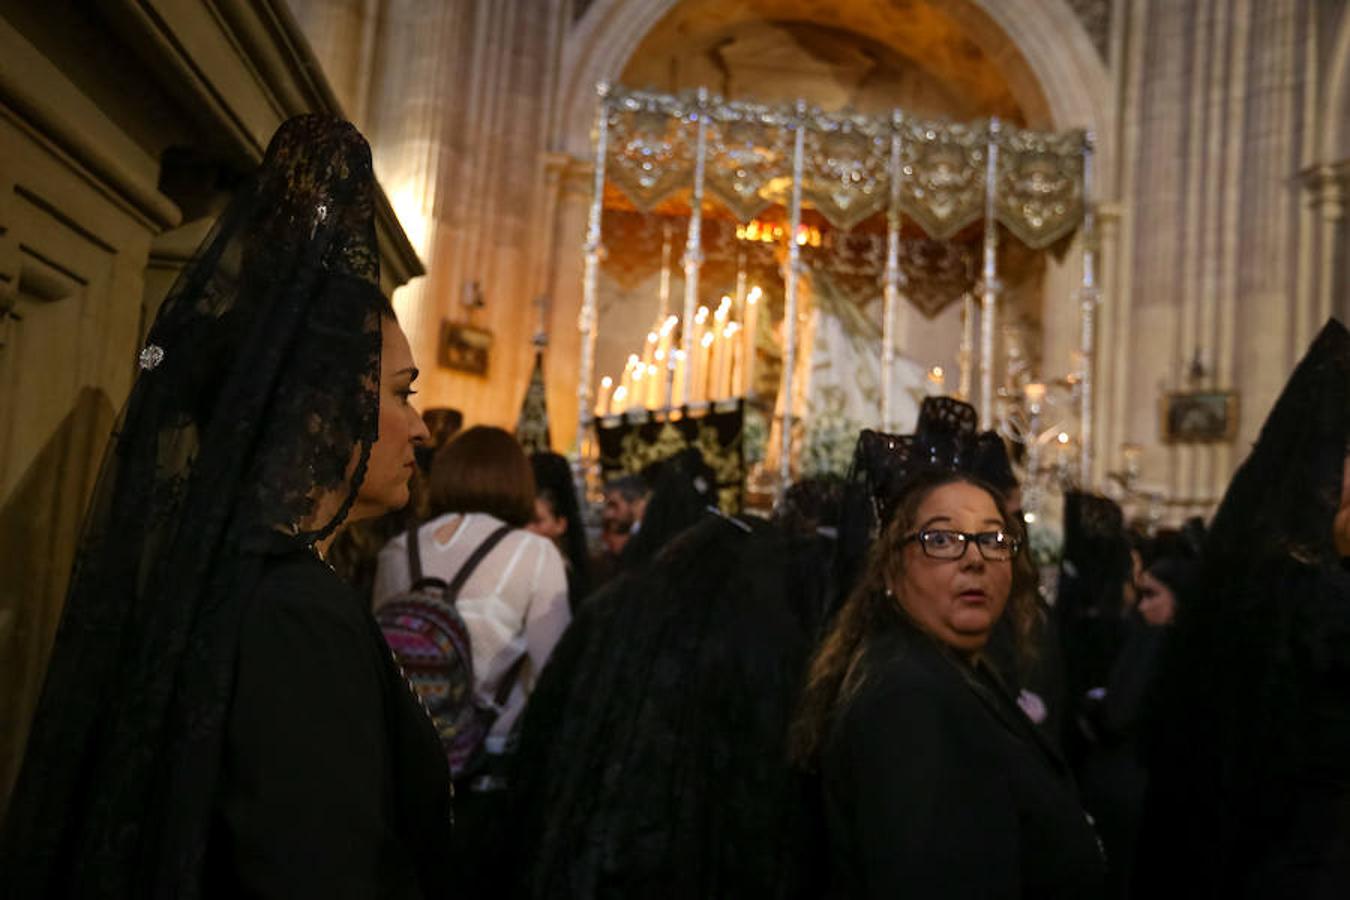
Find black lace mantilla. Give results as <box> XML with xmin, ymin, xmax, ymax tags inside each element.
<box><xmin>851</xmin><ymin>396</ymin><xmax>1016</xmax><ymax>529</ymax></box>
<box><xmin>1</xmin><ymin>115</ymin><xmax>387</xmax><ymax>898</ymax></box>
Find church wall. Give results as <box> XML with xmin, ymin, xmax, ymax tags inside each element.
<box><xmin>291</xmin><ymin>0</ymin><xmax>570</xmax><ymax>438</ymax></box>
<box><xmin>1111</xmin><ymin>0</ymin><xmax>1347</xmax><ymax>520</ymax></box>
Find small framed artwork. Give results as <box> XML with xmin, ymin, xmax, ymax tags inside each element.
<box><xmin>1160</xmin><ymin>390</ymin><xmax>1239</xmax><ymax>444</ymax></box>
<box><xmin>440</xmin><ymin>321</ymin><xmax>492</xmax><ymax>376</ymax></box>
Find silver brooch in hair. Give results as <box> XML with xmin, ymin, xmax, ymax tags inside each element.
<box><xmin>139</xmin><ymin>344</ymin><xmax>165</xmax><ymax>371</ymax></box>
<box><xmin>311</xmin><ymin>203</ymin><xmax>329</xmax><ymax>239</ymax></box>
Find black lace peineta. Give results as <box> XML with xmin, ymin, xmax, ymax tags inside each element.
<box><xmin>848</xmin><ymin>396</ymin><xmax>1016</xmax><ymax>530</ymax></box>
<box><xmin>0</xmin><ymin>115</ymin><xmax>387</xmax><ymax>899</ymax></box>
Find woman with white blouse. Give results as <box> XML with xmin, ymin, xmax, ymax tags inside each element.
<box><xmin>374</xmin><ymin>427</ymin><xmax>569</xmax><ymax>893</ymax></box>
<box><xmin>373</xmin><ymin>426</ymin><xmax>571</xmax><ymax>755</ymax></box>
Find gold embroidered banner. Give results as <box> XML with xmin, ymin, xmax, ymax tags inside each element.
<box><xmin>605</xmin><ymin>92</ymin><xmax>693</xmax><ymax>212</ymax></box>
<box><xmin>594</xmin><ymin>402</ymin><xmax>745</xmax><ymax>512</ymax></box>
<box><xmin>995</xmin><ymin>126</ymin><xmax>1086</xmax><ymax>249</ymax></box>
<box><xmin>601</xmin><ymin>88</ymin><xmax>1087</xmax><ymax>245</ymax></box>
<box><xmin>896</xmin><ymin>118</ymin><xmax>987</xmax><ymax>241</ymax></box>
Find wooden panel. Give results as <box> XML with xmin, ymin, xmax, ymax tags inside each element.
<box><xmin>0</xmin><ymin>112</ymin><xmax>154</xmax><ymax>808</ymax></box>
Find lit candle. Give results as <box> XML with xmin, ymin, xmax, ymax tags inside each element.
<box><xmin>619</xmin><ymin>353</ymin><xmax>639</xmax><ymax>403</ymax></box>
<box><xmin>596</xmin><ymin>375</ymin><xmax>614</xmax><ymax>417</ymax></box>
<box><xmin>690</xmin><ymin>306</ymin><xmax>710</xmax><ymax>403</ymax></box>
<box><xmin>741</xmin><ymin>286</ymin><xmax>761</xmax><ymax>396</ymax></box>
<box><xmin>645</xmin><ymin>363</ymin><xmax>660</xmax><ymax>409</ymax></box>
<box><xmin>640</xmin><ymin>329</ymin><xmax>658</xmax><ymax>379</ymax></box>
<box><xmin>927</xmin><ymin>365</ymin><xmax>946</xmax><ymax>395</ymax></box>
<box><xmin>1023</xmin><ymin>381</ymin><xmax>1047</xmax><ymax>409</ymax></box>
<box><xmin>670</xmin><ymin>349</ymin><xmax>687</xmax><ymax>409</ymax></box>
<box><xmin>657</xmin><ymin>315</ymin><xmax>678</xmax><ymax>378</ymax></box>
<box><xmin>629</xmin><ymin>364</ymin><xmax>646</xmax><ymax>412</ymax></box>
<box><xmin>698</xmin><ymin>331</ymin><xmax>715</xmax><ymax>403</ymax></box>
<box><xmin>722</xmin><ymin>322</ymin><xmax>742</xmax><ymax>399</ymax></box>
<box><xmin>611</xmin><ymin>385</ymin><xmax>629</xmax><ymax>413</ymax></box>
<box><xmin>710</xmin><ymin>296</ymin><xmax>731</xmax><ymax>402</ymax></box>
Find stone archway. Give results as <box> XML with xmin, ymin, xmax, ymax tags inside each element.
<box><xmin>547</xmin><ymin>0</ymin><xmax>1115</xmax><ymax>462</ymax></box>
<box><xmin>559</xmin><ymin>0</ymin><xmax>1112</xmax><ymax>176</ymax></box>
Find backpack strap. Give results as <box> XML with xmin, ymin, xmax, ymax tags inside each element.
<box><xmin>444</xmin><ymin>523</ymin><xmax>514</xmax><ymax>603</ymax></box>
<box><xmin>445</xmin><ymin>523</ymin><xmax>521</xmax><ymax>711</ymax></box>
<box><xmin>492</xmin><ymin>652</ymin><xmax>529</xmax><ymax>709</ymax></box>
<box><xmin>405</xmin><ymin>523</ymin><xmax>424</xmax><ymax>585</ymax></box>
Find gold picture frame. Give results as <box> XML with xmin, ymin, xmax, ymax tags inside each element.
<box><xmin>440</xmin><ymin>321</ymin><xmax>493</xmax><ymax>377</ymax></box>
<box><xmin>1160</xmin><ymin>390</ymin><xmax>1239</xmax><ymax>444</ymax></box>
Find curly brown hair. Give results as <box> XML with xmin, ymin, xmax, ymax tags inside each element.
<box><xmin>789</xmin><ymin>469</ymin><xmax>1036</xmax><ymax>766</ymax></box>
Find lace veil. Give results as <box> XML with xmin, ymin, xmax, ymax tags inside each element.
<box><xmin>0</xmin><ymin>115</ymin><xmax>387</xmax><ymax>898</ymax></box>
<box><xmin>1136</xmin><ymin>319</ymin><xmax>1350</xmax><ymax>893</ymax></box>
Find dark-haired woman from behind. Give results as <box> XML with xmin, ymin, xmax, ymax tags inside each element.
<box><xmin>527</xmin><ymin>451</ymin><xmax>592</xmax><ymax>610</ymax></box>
<box><xmin>373</xmin><ymin>426</ymin><xmax>570</xmax><ymax>891</ymax></box>
<box><xmin>793</xmin><ymin>468</ymin><xmax>1105</xmax><ymax>899</ymax></box>
<box><xmin>373</xmin><ymin>426</ymin><xmax>570</xmax><ymax>755</ymax></box>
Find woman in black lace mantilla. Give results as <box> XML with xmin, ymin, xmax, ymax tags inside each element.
<box><xmin>0</xmin><ymin>115</ymin><xmax>450</xmax><ymax>899</ymax></box>
<box><xmin>1135</xmin><ymin>319</ymin><xmax>1350</xmax><ymax>898</ymax></box>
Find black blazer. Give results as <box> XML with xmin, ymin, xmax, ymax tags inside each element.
<box><xmin>206</xmin><ymin>534</ymin><xmax>453</xmax><ymax>899</ymax></box>
<box><xmin>822</xmin><ymin>621</ymin><xmax>1106</xmax><ymax>899</ymax></box>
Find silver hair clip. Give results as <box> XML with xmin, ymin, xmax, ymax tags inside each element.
<box><xmin>139</xmin><ymin>344</ymin><xmax>165</xmax><ymax>371</ymax></box>
<box><xmin>311</xmin><ymin>203</ymin><xmax>329</xmax><ymax>239</ymax></box>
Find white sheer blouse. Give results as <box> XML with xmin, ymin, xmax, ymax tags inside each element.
<box><xmin>373</xmin><ymin>512</ymin><xmax>571</xmax><ymax>752</ymax></box>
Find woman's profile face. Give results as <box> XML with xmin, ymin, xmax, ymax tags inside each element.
<box><xmin>1334</xmin><ymin>453</ymin><xmax>1350</xmax><ymax>557</ymax></box>
<box><xmin>352</xmin><ymin>319</ymin><xmax>429</xmax><ymax>519</ymax></box>
<box><xmin>891</xmin><ymin>482</ymin><xmax>1012</xmax><ymax>655</ymax></box>
<box><xmin>1137</xmin><ymin>571</ymin><xmax>1177</xmax><ymax>626</ymax></box>
<box><xmin>528</xmin><ymin>496</ymin><xmax>568</xmax><ymax>541</ymax></box>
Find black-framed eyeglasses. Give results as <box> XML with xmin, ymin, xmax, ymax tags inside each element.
<box><xmin>902</xmin><ymin>528</ymin><xmax>1020</xmax><ymax>561</ymax></box>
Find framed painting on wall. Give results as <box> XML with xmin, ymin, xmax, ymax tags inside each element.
<box><xmin>440</xmin><ymin>320</ymin><xmax>492</xmax><ymax>376</ymax></box>
<box><xmin>1160</xmin><ymin>390</ymin><xmax>1238</xmax><ymax>444</ymax></box>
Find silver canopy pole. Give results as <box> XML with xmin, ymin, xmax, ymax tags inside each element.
<box><xmin>779</xmin><ymin>99</ymin><xmax>807</xmax><ymax>491</ymax></box>
<box><xmin>882</xmin><ymin>110</ymin><xmax>904</xmax><ymax>432</ymax></box>
<box><xmin>979</xmin><ymin>118</ymin><xmax>1001</xmax><ymax>430</ymax></box>
<box><xmin>680</xmin><ymin>88</ymin><xmax>710</xmax><ymax>407</ymax></box>
<box><xmin>575</xmin><ymin>81</ymin><xmax>610</xmax><ymax>500</ymax></box>
<box><xmin>1079</xmin><ymin>132</ymin><xmax>1098</xmax><ymax>486</ymax></box>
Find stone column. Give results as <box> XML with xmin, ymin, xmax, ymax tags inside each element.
<box><xmin>285</xmin><ymin>0</ymin><xmax>381</xmax><ymax>126</ymax></box>
<box><xmin>347</xmin><ymin>0</ymin><xmax>568</xmax><ymax>434</ymax></box>
<box><xmin>1305</xmin><ymin>164</ymin><xmax>1349</xmax><ymax>327</ymax></box>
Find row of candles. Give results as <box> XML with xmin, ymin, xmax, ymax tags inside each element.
<box><xmin>595</xmin><ymin>287</ymin><xmax>763</xmax><ymax>416</ymax></box>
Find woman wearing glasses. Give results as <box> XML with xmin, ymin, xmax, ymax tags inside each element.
<box><xmin>793</xmin><ymin>467</ymin><xmax>1105</xmax><ymax>899</ymax></box>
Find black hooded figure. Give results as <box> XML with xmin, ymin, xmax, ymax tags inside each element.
<box><xmin>503</xmin><ymin>513</ymin><xmax>831</xmax><ymax>899</ymax></box>
<box><xmin>1056</xmin><ymin>492</ymin><xmax>1134</xmax><ymax>755</ymax></box>
<box><xmin>620</xmin><ymin>447</ymin><xmax>719</xmax><ymax>567</ymax></box>
<box><xmin>0</xmin><ymin>116</ymin><xmax>451</xmax><ymax>898</ymax></box>
<box><xmin>1134</xmin><ymin>319</ymin><xmax>1350</xmax><ymax>898</ymax></box>
<box><xmin>530</xmin><ymin>450</ymin><xmax>593</xmax><ymax>609</ymax></box>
